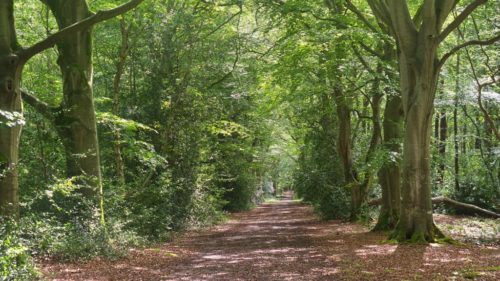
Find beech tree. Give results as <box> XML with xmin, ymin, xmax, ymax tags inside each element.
<box><xmin>0</xmin><ymin>0</ymin><xmax>144</xmax><ymax>218</ymax></box>
<box><xmin>344</xmin><ymin>0</ymin><xmax>403</xmax><ymax>230</ymax></box>
<box><xmin>366</xmin><ymin>0</ymin><xmax>499</xmax><ymax>242</ymax></box>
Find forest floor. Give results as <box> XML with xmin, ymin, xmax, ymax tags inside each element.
<box><xmin>40</xmin><ymin>195</ymin><xmax>499</xmax><ymax>281</ymax></box>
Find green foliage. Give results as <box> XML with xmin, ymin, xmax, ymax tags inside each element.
<box><xmin>0</xmin><ymin>110</ymin><xmax>26</xmax><ymax>128</ymax></box>
<box><xmin>97</xmin><ymin>112</ymin><xmax>157</xmax><ymax>133</ymax></box>
<box><xmin>314</xmin><ymin>184</ymin><xmax>351</xmax><ymax>220</ymax></box>
<box><xmin>293</xmin><ymin>127</ymin><xmax>350</xmax><ymax>220</ymax></box>
<box><xmin>48</xmin><ymin>220</ymin><xmax>143</xmax><ymax>261</ymax></box>
<box><xmin>0</xmin><ymin>219</ymin><xmax>38</xmax><ymax>280</ymax></box>
<box><xmin>5</xmin><ymin>0</ymin><xmax>498</xmax><ymax>269</ymax></box>
<box><xmin>27</xmin><ymin>177</ymin><xmax>98</xmax><ymax>223</ymax></box>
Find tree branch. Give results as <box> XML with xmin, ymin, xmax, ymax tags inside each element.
<box><xmin>432</xmin><ymin>196</ymin><xmax>500</xmax><ymax>218</ymax></box>
<box><xmin>438</xmin><ymin>0</ymin><xmax>487</xmax><ymax>42</ymax></box>
<box><xmin>203</xmin><ymin>9</ymin><xmax>242</xmax><ymax>39</ymax></box>
<box><xmin>411</xmin><ymin>4</ymin><xmax>424</xmax><ymax>29</ymax></box>
<box><xmin>18</xmin><ymin>0</ymin><xmax>145</xmax><ymax>64</ymax></box>
<box><xmin>458</xmin><ymin>26</ymin><xmax>500</xmax><ymax>141</ymax></box>
<box><xmin>385</xmin><ymin>0</ymin><xmax>417</xmax><ymax>53</ymax></box>
<box><xmin>20</xmin><ymin>90</ymin><xmax>59</xmax><ymax>121</ymax></box>
<box><xmin>438</xmin><ymin>34</ymin><xmax>500</xmax><ymax>69</ymax></box>
<box><xmin>367</xmin><ymin>0</ymin><xmax>393</xmax><ymax>31</ymax></box>
<box><xmin>344</xmin><ymin>0</ymin><xmax>379</xmax><ymax>34</ymax></box>
<box><xmin>435</xmin><ymin>0</ymin><xmax>457</xmax><ymax>30</ymax></box>
<box><xmin>207</xmin><ymin>9</ymin><xmax>242</xmax><ymax>89</ymax></box>
<box><xmin>353</xmin><ymin>46</ymin><xmax>375</xmax><ymax>74</ymax></box>
<box><xmin>359</xmin><ymin>41</ymin><xmax>384</xmax><ymax>59</ymax></box>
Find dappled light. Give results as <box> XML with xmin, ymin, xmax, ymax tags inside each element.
<box><xmin>42</xmin><ymin>196</ymin><xmax>499</xmax><ymax>280</ymax></box>
<box><xmin>1</xmin><ymin>0</ymin><xmax>498</xmax><ymax>280</ymax></box>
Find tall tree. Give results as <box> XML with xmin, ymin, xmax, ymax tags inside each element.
<box><xmin>0</xmin><ymin>0</ymin><xmax>22</xmax><ymax>218</ymax></box>
<box><xmin>0</xmin><ymin>0</ymin><xmax>144</xmax><ymax>218</ymax></box>
<box><xmin>367</xmin><ymin>0</ymin><xmax>499</xmax><ymax>242</ymax></box>
<box><xmin>41</xmin><ymin>0</ymin><xmax>103</xmax><ymax>202</ymax></box>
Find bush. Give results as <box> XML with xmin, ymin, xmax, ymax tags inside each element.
<box><xmin>49</xmin><ymin>220</ymin><xmax>144</xmax><ymax>261</ymax></box>
<box><xmin>0</xmin><ymin>219</ymin><xmax>38</xmax><ymax>280</ymax></box>
<box><xmin>315</xmin><ymin>184</ymin><xmax>350</xmax><ymax>220</ymax></box>
<box><xmin>293</xmin><ymin>129</ymin><xmax>350</xmax><ymax>220</ymax></box>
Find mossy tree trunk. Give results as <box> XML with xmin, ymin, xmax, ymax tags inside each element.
<box><xmin>372</xmin><ymin>43</ymin><xmax>403</xmax><ymax>231</ymax></box>
<box><xmin>0</xmin><ymin>0</ymin><xmax>22</xmax><ymax>218</ymax></box>
<box><xmin>351</xmin><ymin>60</ymin><xmax>384</xmax><ymax>220</ymax></box>
<box><xmin>34</xmin><ymin>1</ymin><xmax>106</xmax><ymax>225</ymax></box>
<box><xmin>373</xmin><ymin>94</ymin><xmax>403</xmax><ymax>231</ymax></box>
<box><xmin>2</xmin><ymin>0</ymin><xmax>144</xmax><ymax>219</ymax></box>
<box><xmin>367</xmin><ymin>0</ymin><xmax>493</xmax><ymax>242</ymax></box>
<box><xmin>44</xmin><ymin>0</ymin><xmax>102</xmax><ymax>201</ymax></box>
<box><xmin>393</xmin><ymin>52</ymin><xmax>443</xmax><ymax>242</ymax></box>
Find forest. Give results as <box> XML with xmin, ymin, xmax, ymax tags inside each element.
<box><xmin>0</xmin><ymin>0</ymin><xmax>499</xmax><ymax>280</ymax></box>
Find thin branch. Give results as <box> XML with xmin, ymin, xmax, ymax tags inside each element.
<box><xmin>352</xmin><ymin>109</ymin><xmax>372</xmax><ymax>120</ymax></box>
<box><xmin>19</xmin><ymin>0</ymin><xmax>145</xmax><ymax>64</ymax></box>
<box><xmin>462</xmin><ymin>105</ymin><xmax>498</xmax><ymax>184</ymax></box>
<box><xmin>359</xmin><ymin>41</ymin><xmax>384</xmax><ymax>59</ymax></box>
<box><xmin>344</xmin><ymin>0</ymin><xmax>379</xmax><ymax>34</ymax></box>
<box><xmin>438</xmin><ymin>34</ymin><xmax>500</xmax><ymax>69</ymax></box>
<box><xmin>458</xmin><ymin>27</ymin><xmax>500</xmax><ymax>141</ymax></box>
<box><xmin>207</xmin><ymin>10</ymin><xmax>242</xmax><ymax>89</ymax></box>
<box><xmin>471</xmin><ymin>15</ymin><xmax>496</xmax><ymax>78</ymax></box>
<box><xmin>353</xmin><ymin>47</ymin><xmax>375</xmax><ymax>74</ymax></box>
<box><xmin>438</xmin><ymin>0</ymin><xmax>487</xmax><ymax>42</ymax></box>
<box><xmin>203</xmin><ymin>10</ymin><xmax>242</xmax><ymax>39</ymax></box>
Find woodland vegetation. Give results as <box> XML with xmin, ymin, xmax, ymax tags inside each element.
<box><xmin>0</xmin><ymin>0</ymin><xmax>498</xmax><ymax>279</ymax></box>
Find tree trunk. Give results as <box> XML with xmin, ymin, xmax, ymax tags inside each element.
<box><xmin>392</xmin><ymin>52</ymin><xmax>444</xmax><ymax>242</ymax></box>
<box><xmin>434</xmin><ymin>113</ymin><xmax>439</xmax><ymax>145</ymax></box>
<box><xmin>351</xmin><ymin>76</ymin><xmax>383</xmax><ymax>220</ymax></box>
<box><xmin>111</xmin><ymin>19</ymin><xmax>130</xmax><ymax>186</ymax></box>
<box><xmin>0</xmin><ymin>0</ymin><xmax>22</xmax><ymax>218</ymax></box>
<box><xmin>374</xmin><ymin>95</ymin><xmax>403</xmax><ymax>231</ymax></box>
<box><xmin>46</xmin><ymin>0</ymin><xmax>104</xmax><ymax>222</ymax></box>
<box><xmin>454</xmin><ymin>53</ymin><xmax>460</xmax><ymax>192</ymax></box>
<box><xmin>334</xmin><ymin>86</ymin><xmax>356</xmax><ymax>182</ymax></box>
<box><xmin>334</xmin><ymin>86</ymin><xmax>360</xmax><ymax>219</ymax></box>
<box><xmin>437</xmin><ymin>111</ymin><xmax>447</xmax><ymax>184</ymax></box>
<box><xmin>365</xmin><ymin>0</ymin><xmax>492</xmax><ymax>242</ymax></box>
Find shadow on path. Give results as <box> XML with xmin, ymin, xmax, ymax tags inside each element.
<box><xmin>42</xmin><ymin>194</ymin><xmax>499</xmax><ymax>281</ymax></box>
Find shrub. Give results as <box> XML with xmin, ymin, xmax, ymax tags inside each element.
<box><xmin>0</xmin><ymin>219</ymin><xmax>38</xmax><ymax>280</ymax></box>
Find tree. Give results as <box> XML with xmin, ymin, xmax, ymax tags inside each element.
<box><xmin>0</xmin><ymin>0</ymin><xmax>23</xmax><ymax>218</ymax></box>
<box><xmin>0</xmin><ymin>0</ymin><xmax>144</xmax><ymax>218</ymax></box>
<box><xmin>367</xmin><ymin>0</ymin><xmax>499</xmax><ymax>242</ymax></box>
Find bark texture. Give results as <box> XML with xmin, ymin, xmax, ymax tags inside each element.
<box><xmin>366</xmin><ymin>0</ymin><xmax>483</xmax><ymax>242</ymax></box>
<box><xmin>374</xmin><ymin>95</ymin><xmax>403</xmax><ymax>231</ymax></box>
<box><xmin>351</xmin><ymin>78</ymin><xmax>383</xmax><ymax>220</ymax></box>
<box><xmin>111</xmin><ymin>19</ymin><xmax>130</xmax><ymax>185</ymax></box>
<box><xmin>438</xmin><ymin>111</ymin><xmax>447</xmax><ymax>184</ymax></box>
<box><xmin>45</xmin><ymin>0</ymin><xmax>103</xmax><ymax>200</ymax></box>
<box><xmin>0</xmin><ymin>0</ymin><xmax>22</xmax><ymax>218</ymax></box>
<box><xmin>333</xmin><ymin>86</ymin><xmax>361</xmax><ymax>220</ymax></box>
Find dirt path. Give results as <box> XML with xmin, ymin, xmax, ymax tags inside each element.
<box><xmin>42</xmin><ymin>197</ymin><xmax>499</xmax><ymax>280</ymax></box>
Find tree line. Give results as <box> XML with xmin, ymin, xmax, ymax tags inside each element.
<box><xmin>0</xmin><ymin>1</ymin><xmax>498</xmax><ymax>277</ymax></box>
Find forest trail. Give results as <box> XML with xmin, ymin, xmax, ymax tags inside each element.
<box><xmin>42</xmin><ymin>195</ymin><xmax>499</xmax><ymax>281</ymax></box>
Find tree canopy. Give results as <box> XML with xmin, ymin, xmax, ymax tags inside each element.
<box><xmin>0</xmin><ymin>0</ymin><xmax>498</xmax><ymax>279</ymax></box>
